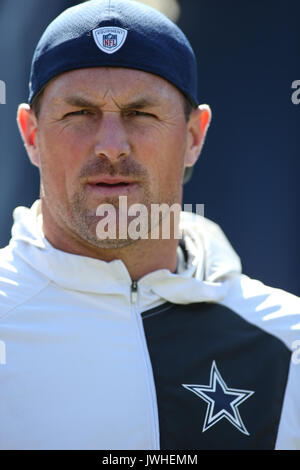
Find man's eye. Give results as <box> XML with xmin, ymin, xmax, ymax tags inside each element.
<box><xmin>125</xmin><ymin>110</ymin><xmax>154</xmax><ymax>118</ymax></box>
<box><xmin>64</xmin><ymin>110</ymin><xmax>92</xmax><ymax>117</ymax></box>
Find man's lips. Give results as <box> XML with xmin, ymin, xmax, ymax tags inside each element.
<box><xmin>87</xmin><ymin>177</ymin><xmax>136</xmax><ymax>185</ymax></box>
<box><xmin>86</xmin><ymin>177</ymin><xmax>139</xmax><ymax>195</ymax></box>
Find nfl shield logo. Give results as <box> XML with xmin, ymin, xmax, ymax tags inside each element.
<box><xmin>103</xmin><ymin>34</ymin><xmax>118</xmax><ymax>49</ymax></box>
<box><xmin>93</xmin><ymin>27</ymin><xmax>128</xmax><ymax>54</ymax></box>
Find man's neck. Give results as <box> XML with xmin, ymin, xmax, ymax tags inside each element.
<box><xmin>45</xmin><ymin>230</ymin><xmax>179</xmax><ymax>281</ymax></box>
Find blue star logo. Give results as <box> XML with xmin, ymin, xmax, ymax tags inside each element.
<box><xmin>182</xmin><ymin>361</ymin><xmax>254</xmax><ymax>435</ymax></box>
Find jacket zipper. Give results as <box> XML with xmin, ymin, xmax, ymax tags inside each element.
<box><xmin>131</xmin><ymin>280</ymin><xmax>138</xmax><ymax>304</ymax></box>
<box><xmin>130</xmin><ymin>281</ymin><xmax>160</xmax><ymax>449</ymax></box>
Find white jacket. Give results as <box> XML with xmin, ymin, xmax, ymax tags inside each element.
<box><xmin>0</xmin><ymin>200</ymin><xmax>299</xmax><ymax>450</ymax></box>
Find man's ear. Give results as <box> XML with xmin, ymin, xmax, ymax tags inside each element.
<box><xmin>17</xmin><ymin>104</ymin><xmax>40</xmax><ymax>167</ymax></box>
<box><xmin>184</xmin><ymin>104</ymin><xmax>212</xmax><ymax>168</ymax></box>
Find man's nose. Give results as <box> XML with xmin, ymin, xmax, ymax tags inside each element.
<box><xmin>94</xmin><ymin>112</ymin><xmax>130</xmax><ymax>161</ymax></box>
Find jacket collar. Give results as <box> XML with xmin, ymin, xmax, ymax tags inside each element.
<box><xmin>11</xmin><ymin>201</ymin><xmax>241</xmax><ymax>307</ymax></box>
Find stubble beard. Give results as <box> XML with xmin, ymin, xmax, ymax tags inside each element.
<box><xmin>68</xmin><ymin>180</ymin><xmax>182</xmax><ymax>250</ymax></box>
<box><xmin>69</xmin><ymin>184</ymin><xmax>155</xmax><ymax>249</ymax></box>
<box><xmin>42</xmin><ymin>157</ymin><xmax>183</xmax><ymax>251</ymax></box>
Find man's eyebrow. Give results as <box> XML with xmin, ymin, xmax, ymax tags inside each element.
<box><xmin>63</xmin><ymin>96</ymin><xmax>96</xmax><ymax>107</ymax></box>
<box><xmin>121</xmin><ymin>98</ymin><xmax>160</xmax><ymax>109</ymax></box>
<box><xmin>62</xmin><ymin>95</ymin><xmax>161</xmax><ymax>109</ymax></box>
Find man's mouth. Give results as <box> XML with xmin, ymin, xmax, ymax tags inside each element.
<box><xmin>95</xmin><ymin>182</ymin><xmax>130</xmax><ymax>188</ymax></box>
<box><xmin>86</xmin><ymin>177</ymin><xmax>139</xmax><ymax>195</ymax></box>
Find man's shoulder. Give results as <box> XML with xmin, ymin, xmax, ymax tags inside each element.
<box><xmin>222</xmin><ymin>274</ymin><xmax>300</xmax><ymax>351</ymax></box>
<box><xmin>0</xmin><ymin>243</ymin><xmax>49</xmax><ymax>320</ymax></box>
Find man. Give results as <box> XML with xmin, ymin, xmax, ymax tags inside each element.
<box><xmin>0</xmin><ymin>0</ymin><xmax>299</xmax><ymax>450</ymax></box>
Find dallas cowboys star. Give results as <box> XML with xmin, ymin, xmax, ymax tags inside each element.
<box><xmin>182</xmin><ymin>361</ymin><xmax>254</xmax><ymax>435</ymax></box>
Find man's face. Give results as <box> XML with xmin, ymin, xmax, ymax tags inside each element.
<box><xmin>27</xmin><ymin>67</ymin><xmax>193</xmax><ymax>248</ymax></box>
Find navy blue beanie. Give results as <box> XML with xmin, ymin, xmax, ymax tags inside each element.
<box><xmin>28</xmin><ymin>0</ymin><xmax>199</xmax><ymax>106</ymax></box>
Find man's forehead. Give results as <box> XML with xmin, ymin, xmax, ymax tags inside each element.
<box><xmin>43</xmin><ymin>67</ymin><xmax>184</xmax><ymax>106</ymax></box>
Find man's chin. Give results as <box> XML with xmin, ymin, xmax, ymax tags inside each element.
<box><xmin>85</xmin><ymin>237</ymin><xmax>138</xmax><ymax>250</ymax></box>
<box><xmin>70</xmin><ymin>215</ymin><xmax>147</xmax><ymax>250</ymax></box>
